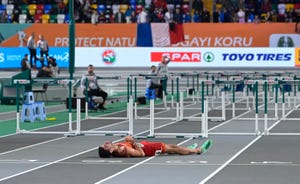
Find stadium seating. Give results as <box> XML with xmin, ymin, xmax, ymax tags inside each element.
<box><xmin>0</xmin><ymin>0</ymin><xmax>298</xmax><ymax>24</ymax></box>
<box><xmin>1</xmin><ymin>0</ymin><xmax>8</xmax><ymax>5</ymax></box>
<box><xmin>98</xmin><ymin>4</ymin><xmax>105</xmax><ymax>13</ymax></box>
<box><xmin>29</xmin><ymin>4</ymin><xmax>37</xmax><ymax>16</ymax></box>
<box><xmin>34</xmin><ymin>14</ymin><xmax>42</xmax><ymax>23</ymax></box>
<box><xmin>90</xmin><ymin>4</ymin><xmax>98</xmax><ymax>11</ymax></box>
<box><xmin>120</xmin><ymin>4</ymin><xmax>128</xmax><ymax>14</ymax></box>
<box><xmin>19</xmin><ymin>14</ymin><xmax>27</xmax><ymax>24</ymax></box>
<box><xmin>286</xmin><ymin>3</ymin><xmax>294</xmax><ymax>10</ymax></box>
<box><xmin>6</xmin><ymin>4</ymin><xmax>13</xmax><ymax>15</ymax></box>
<box><xmin>36</xmin><ymin>4</ymin><xmax>44</xmax><ymax>15</ymax></box>
<box><xmin>20</xmin><ymin>4</ymin><xmax>29</xmax><ymax>14</ymax></box>
<box><xmin>112</xmin><ymin>4</ymin><xmax>120</xmax><ymax>14</ymax></box>
<box><xmin>49</xmin><ymin>14</ymin><xmax>57</xmax><ymax>23</ymax></box>
<box><xmin>43</xmin><ymin>4</ymin><xmax>52</xmax><ymax>14</ymax></box>
<box><xmin>0</xmin><ymin>4</ymin><xmax>5</xmax><ymax>15</ymax></box>
<box><xmin>42</xmin><ymin>14</ymin><xmax>49</xmax><ymax>23</ymax></box>
<box><xmin>57</xmin><ymin>14</ymin><xmax>65</xmax><ymax>24</ymax></box>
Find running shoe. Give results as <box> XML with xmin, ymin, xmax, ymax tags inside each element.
<box><xmin>200</xmin><ymin>139</ymin><xmax>212</xmax><ymax>154</ymax></box>
<box><xmin>187</xmin><ymin>143</ymin><xmax>198</xmax><ymax>149</ymax></box>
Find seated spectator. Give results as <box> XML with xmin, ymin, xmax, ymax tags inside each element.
<box><xmin>98</xmin><ymin>11</ymin><xmax>105</xmax><ymax>23</ymax></box>
<box><xmin>91</xmin><ymin>11</ymin><xmax>99</xmax><ymax>24</ymax></box>
<box><xmin>202</xmin><ymin>8</ymin><xmax>210</xmax><ymax>22</ymax></box>
<box><xmin>237</xmin><ymin>8</ymin><xmax>245</xmax><ymax>23</ymax></box>
<box><xmin>0</xmin><ymin>11</ymin><xmax>7</xmax><ymax>23</ymax></box>
<box><xmin>223</xmin><ymin>8</ymin><xmax>232</xmax><ymax>22</ymax></box>
<box><xmin>21</xmin><ymin>54</ymin><xmax>30</xmax><ymax>72</ymax></box>
<box><xmin>36</xmin><ymin>66</ymin><xmax>53</xmax><ymax>93</ymax></box>
<box><xmin>130</xmin><ymin>11</ymin><xmax>137</xmax><ymax>23</ymax></box>
<box><xmin>12</xmin><ymin>5</ymin><xmax>20</xmax><ymax>23</ymax></box>
<box><xmin>277</xmin><ymin>2</ymin><xmax>286</xmax><ymax>22</ymax></box>
<box><xmin>104</xmin><ymin>9</ymin><xmax>113</xmax><ymax>23</ymax></box>
<box><xmin>193</xmin><ymin>10</ymin><xmax>202</xmax><ymax>22</ymax></box>
<box><xmin>254</xmin><ymin>15</ymin><xmax>261</xmax><ymax>23</ymax></box>
<box><xmin>247</xmin><ymin>8</ymin><xmax>255</xmax><ymax>22</ymax></box>
<box><xmin>151</xmin><ymin>8</ymin><xmax>165</xmax><ymax>22</ymax></box>
<box><xmin>213</xmin><ymin>9</ymin><xmax>220</xmax><ymax>22</ymax></box>
<box><xmin>164</xmin><ymin>7</ymin><xmax>174</xmax><ymax>23</ymax></box>
<box><xmin>80</xmin><ymin>64</ymin><xmax>108</xmax><ymax>110</ymax></box>
<box><xmin>47</xmin><ymin>56</ymin><xmax>60</xmax><ymax>77</ymax></box>
<box><xmin>173</xmin><ymin>7</ymin><xmax>183</xmax><ymax>24</ymax></box>
<box><xmin>183</xmin><ymin>12</ymin><xmax>192</xmax><ymax>23</ymax></box>
<box><xmin>264</xmin><ymin>10</ymin><xmax>272</xmax><ymax>22</ymax></box>
<box><xmin>114</xmin><ymin>9</ymin><xmax>126</xmax><ymax>23</ymax></box>
<box><xmin>192</xmin><ymin>0</ymin><xmax>204</xmax><ymax>13</ymax></box>
<box><xmin>37</xmin><ymin>66</ymin><xmax>53</xmax><ymax>78</ymax></box>
<box><xmin>58</xmin><ymin>0</ymin><xmax>67</xmax><ymax>14</ymax></box>
<box><xmin>137</xmin><ymin>7</ymin><xmax>149</xmax><ymax>23</ymax></box>
<box><xmin>125</xmin><ymin>6</ymin><xmax>134</xmax><ymax>23</ymax></box>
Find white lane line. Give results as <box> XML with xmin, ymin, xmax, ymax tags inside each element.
<box><xmin>199</xmin><ymin>135</ymin><xmax>262</xmax><ymax>184</ymax></box>
<box><xmin>93</xmin><ymin>138</ymin><xmax>192</xmax><ymax>184</ymax></box>
<box><xmin>250</xmin><ymin>161</ymin><xmax>293</xmax><ymax>164</ymax></box>
<box><xmin>81</xmin><ymin>160</ymin><xmax>123</xmax><ymax>163</ymax></box>
<box><xmin>0</xmin><ymin>159</ymin><xmax>38</xmax><ymax>163</ymax></box>
<box><xmin>94</xmin><ymin>156</ymin><xmax>157</xmax><ymax>184</ymax></box>
<box><xmin>0</xmin><ymin>137</ymin><xmax>65</xmax><ymax>156</ymax></box>
<box><xmin>0</xmin><ymin>146</ymin><xmax>98</xmax><ymax>182</ymax></box>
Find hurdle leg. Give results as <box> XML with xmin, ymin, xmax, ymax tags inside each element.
<box><xmin>180</xmin><ymin>91</ymin><xmax>183</xmax><ymax>120</ymax></box>
<box><xmin>76</xmin><ymin>98</ymin><xmax>81</xmax><ymax>135</ymax></box>
<box><xmin>149</xmin><ymin>99</ymin><xmax>155</xmax><ymax>137</ymax></box>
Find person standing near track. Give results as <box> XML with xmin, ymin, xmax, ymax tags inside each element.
<box><xmin>98</xmin><ymin>135</ymin><xmax>212</xmax><ymax>158</ymax></box>
<box><xmin>37</xmin><ymin>34</ymin><xmax>49</xmax><ymax>65</ymax></box>
<box><xmin>156</xmin><ymin>55</ymin><xmax>170</xmax><ymax>98</ymax></box>
<box><xmin>27</xmin><ymin>32</ymin><xmax>38</xmax><ymax>68</ymax></box>
<box><xmin>80</xmin><ymin>64</ymin><xmax>108</xmax><ymax>110</ymax></box>
<box><xmin>146</xmin><ymin>65</ymin><xmax>163</xmax><ymax>98</ymax></box>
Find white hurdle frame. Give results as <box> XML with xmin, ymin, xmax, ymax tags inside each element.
<box><xmin>180</xmin><ymin>80</ymin><xmax>226</xmax><ymax>122</ymax></box>
<box><xmin>134</xmin><ymin>75</ymin><xmax>198</xmax><ymax>122</ymax></box>
<box><xmin>147</xmin><ymin>97</ymin><xmax>208</xmax><ymax>138</ymax></box>
<box><xmin>15</xmin><ymin>78</ymin><xmax>77</xmax><ymax>136</ymax></box>
<box><xmin>76</xmin><ymin>97</ymin><xmax>134</xmax><ymax>136</ymax></box>
<box><xmin>84</xmin><ymin>76</ymin><xmax>130</xmax><ymax>121</ymax></box>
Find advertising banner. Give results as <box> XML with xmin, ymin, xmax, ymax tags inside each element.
<box><xmin>0</xmin><ymin>23</ymin><xmax>298</xmax><ymax>47</ymax></box>
<box><xmin>76</xmin><ymin>47</ymin><xmax>296</xmax><ymax>68</ymax></box>
<box><xmin>0</xmin><ymin>47</ymin><xmax>69</xmax><ymax>68</ymax></box>
<box><xmin>0</xmin><ymin>47</ymin><xmax>297</xmax><ymax>68</ymax></box>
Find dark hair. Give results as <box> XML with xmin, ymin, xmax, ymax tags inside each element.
<box><xmin>98</xmin><ymin>146</ymin><xmax>112</xmax><ymax>158</ymax></box>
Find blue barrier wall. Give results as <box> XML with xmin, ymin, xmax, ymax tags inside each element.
<box><xmin>0</xmin><ymin>47</ymin><xmax>69</xmax><ymax>69</ymax></box>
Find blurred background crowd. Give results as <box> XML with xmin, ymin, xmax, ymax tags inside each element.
<box><xmin>0</xmin><ymin>0</ymin><xmax>299</xmax><ymax>24</ymax></box>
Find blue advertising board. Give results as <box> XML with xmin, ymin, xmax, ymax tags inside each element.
<box><xmin>0</xmin><ymin>47</ymin><xmax>69</xmax><ymax>69</ymax></box>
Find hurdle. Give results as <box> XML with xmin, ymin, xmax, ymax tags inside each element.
<box><xmin>133</xmin><ymin>74</ymin><xmax>177</xmax><ymax>120</ymax></box>
<box><xmin>83</xmin><ymin>76</ymin><xmax>131</xmax><ymax>120</ymax></box>
<box><xmin>264</xmin><ymin>78</ymin><xmax>300</xmax><ymax>136</ymax></box>
<box><xmin>146</xmin><ymin>95</ymin><xmax>208</xmax><ymax>138</ymax></box>
<box><xmin>209</xmin><ymin>75</ymin><xmax>300</xmax><ymax>136</ymax></box>
<box><xmin>74</xmin><ymin>97</ymin><xmax>133</xmax><ymax>136</ymax></box>
<box><xmin>179</xmin><ymin>80</ymin><xmax>226</xmax><ymax>122</ymax></box>
<box><xmin>15</xmin><ymin>78</ymin><xmax>77</xmax><ymax>136</ymax></box>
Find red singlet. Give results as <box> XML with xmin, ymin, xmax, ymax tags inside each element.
<box><xmin>115</xmin><ymin>141</ymin><xmax>166</xmax><ymax>157</ymax></box>
<box><xmin>140</xmin><ymin>141</ymin><xmax>166</xmax><ymax>156</ymax></box>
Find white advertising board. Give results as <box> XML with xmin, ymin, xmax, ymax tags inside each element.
<box><xmin>75</xmin><ymin>47</ymin><xmax>296</xmax><ymax>68</ymax></box>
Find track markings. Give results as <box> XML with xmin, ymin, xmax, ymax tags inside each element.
<box><xmin>250</xmin><ymin>161</ymin><xmax>293</xmax><ymax>165</ymax></box>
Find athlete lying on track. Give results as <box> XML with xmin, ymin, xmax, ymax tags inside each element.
<box><xmin>98</xmin><ymin>135</ymin><xmax>212</xmax><ymax>158</ymax></box>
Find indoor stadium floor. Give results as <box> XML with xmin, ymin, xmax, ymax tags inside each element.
<box><xmin>0</xmin><ymin>68</ymin><xmax>299</xmax><ymax>184</ymax></box>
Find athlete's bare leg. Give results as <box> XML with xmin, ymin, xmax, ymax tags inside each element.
<box><xmin>165</xmin><ymin>144</ymin><xmax>201</xmax><ymax>155</ymax></box>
